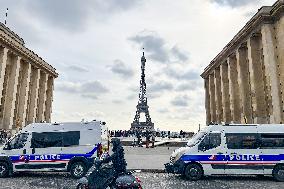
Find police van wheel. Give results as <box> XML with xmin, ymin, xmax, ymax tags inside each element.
<box><xmin>70</xmin><ymin>162</ymin><xmax>87</xmax><ymax>179</ymax></box>
<box><xmin>0</xmin><ymin>162</ymin><xmax>9</xmax><ymax>178</ymax></box>
<box><xmin>273</xmin><ymin>164</ymin><xmax>284</xmax><ymax>182</ymax></box>
<box><xmin>184</xmin><ymin>164</ymin><xmax>203</xmax><ymax>181</ymax></box>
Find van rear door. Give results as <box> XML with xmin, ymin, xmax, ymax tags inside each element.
<box><xmin>224</xmin><ymin>126</ymin><xmax>263</xmax><ymax>175</ymax></box>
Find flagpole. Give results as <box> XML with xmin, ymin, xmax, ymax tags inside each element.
<box><xmin>4</xmin><ymin>8</ymin><xmax>8</xmax><ymax>25</ymax></box>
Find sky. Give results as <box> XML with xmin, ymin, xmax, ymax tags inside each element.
<box><xmin>0</xmin><ymin>0</ymin><xmax>277</xmax><ymax>132</ymax></box>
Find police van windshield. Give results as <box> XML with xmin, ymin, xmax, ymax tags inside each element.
<box><xmin>187</xmin><ymin>132</ymin><xmax>206</xmax><ymax>147</ymax></box>
<box><xmin>5</xmin><ymin>133</ymin><xmax>29</xmax><ymax>150</ymax></box>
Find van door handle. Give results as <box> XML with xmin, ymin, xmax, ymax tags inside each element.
<box><xmin>23</xmin><ymin>149</ymin><xmax>26</xmax><ymax>154</ymax></box>
<box><xmin>217</xmin><ymin>152</ymin><xmax>223</xmax><ymax>155</ymax></box>
<box><xmin>32</xmin><ymin>148</ymin><xmax>35</xmax><ymax>154</ymax></box>
<box><xmin>230</xmin><ymin>152</ymin><xmax>237</xmax><ymax>155</ymax></box>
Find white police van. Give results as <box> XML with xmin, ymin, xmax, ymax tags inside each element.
<box><xmin>0</xmin><ymin>120</ymin><xmax>109</xmax><ymax>178</ymax></box>
<box><xmin>165</xmin><ymin>124</ymin><xmax>284</xmax><ymax>181</ymax></box>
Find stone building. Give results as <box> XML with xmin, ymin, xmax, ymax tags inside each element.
<box><xmin>201</xmin><ymin>0</ymin><xmax>284</xmax><ymax>125</ymax></box>
<box><xmin>0</xmin><ymin>23</ymin><xmax>58</xmax><ymax>132</ymax></box>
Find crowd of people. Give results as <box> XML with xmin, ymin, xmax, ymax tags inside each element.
<box><xmin>109</xmin><ymin>129</ymin><xmax>194</xmax><ymax>139</ymax></box>
<box><xmin>108</xmin><ymin>129</ymin><xmax>194</xmax><ymax>149</ymax></box>
<box><xmin>109</xmin><ymin>130</ymin><xmax>136</xmax><ymax>138</ymax></box>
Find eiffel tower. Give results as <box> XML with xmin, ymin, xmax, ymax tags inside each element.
<box><xmin>130</xmin><ymin>51</ymin><xmax>154</xmax><ymax>131</ymax></box>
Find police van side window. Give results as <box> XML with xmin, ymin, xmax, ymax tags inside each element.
<box><xmin>198</xmin><ymin>133</ymin><xmax>221</xmax><ymax>151</ymax></box>
<box><xmin>260</xmin><ymin>134</ymin><xmax>284</xmax><ymax>149</ymax></box>
<box><xmin>31</xmin><ymin>132</ymin><xmax>62</xmax><ymax>148</ymax></box>
<box><xmin>62</xmin><ymin>131</ymin><xmax>80</xmax><ymax>147</ymax></box>
<box><xmin>31</xmin><ymin>131</ymin><xmax>80</xmax><ymax>148</ymax></box>
<box><xmin>226</xmin><ymin>133</ymin><xmax>259</xmax><ymax>149</ymax></box>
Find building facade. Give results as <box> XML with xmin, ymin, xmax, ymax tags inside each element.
<box><xmin>201</xmin><ymin>0</ymin><xmax>284</xmax><ymax>125</ymax></box>
<box><xmin>0</xmin><ymin>23</ymin><xmax>58</xmax><ymax>132</ymax></box>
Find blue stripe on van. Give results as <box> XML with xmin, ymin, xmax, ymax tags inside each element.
<box><xmin>180</xmin><ymin>154</ymin><xmax>284</xmax><ymax>162</ymax></box>
<box><xmin>9</xmin><ymin>145</ymin><xmax>98</xmax><ymax>163</ymax></box>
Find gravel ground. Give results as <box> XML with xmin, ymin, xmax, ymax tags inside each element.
<box><xmin>0</xmin><ymin>172</ymin><xmax>283</xmax><ymax>189</ymax></box>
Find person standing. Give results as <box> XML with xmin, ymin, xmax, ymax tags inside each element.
<box><xmin>145</xmin><ymin>131</ymin><xmax>150</xmax><ymax>148</ymax></box>
<box><xmin>151</xmin><ymin>133</ymin><xmax>155</xmax><ymax>148</ymax></box>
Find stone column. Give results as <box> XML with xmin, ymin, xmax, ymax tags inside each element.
<box><xmin>261</xmin><ymin>24</ymin><xmax>283</xmax><ymax>123</ymax></box>
<box><xmin>247</xmin><ymin>34</ymin><xmax>268</xmax><ymax>123</ymax></box>
<box><xmin>44</xmin><ymin>76</ymin><xmax>54</xmax><ymax>122</ymax></box>
<box><xmin>36</xmin><ymin>71</ymin><xmax>48</xmax><ymax>122</ymax></box>
<box><xmin>220</xmin><ymin>61</ymin><xmax>231</xmax><ymax>123</ymax></box>
<box><xmin>0</xmin><ymin>47</ymin><xmax>8</xmax><ymax>101</ymax></box>
<box><xmin>209</xmin><ymin>74</ymin><xmax>216</xmax><ymax>123</ymax></box>
<box><xmin>228</xmin><ymin>54</ymin><xmax>241</xmax><ymax>123</ymax></box>
<box><xmin>2</xmin><ymin>55</ymin><xmax>21</xmax><ymax>129</ymax></box>
<box><xmin>275</xmin><ymin>16</ymin><xmax>284</xmax><ymax>123</ymax></box>
<box><xmin>204</xmin><ymin>78</ymin><xmax>211</xmax><ymax>125</ymax></box>
<box><xmin>16</xmin><ymin>62</ymin><xmax>31</xmax><ymax>128</ymax></box>
<box><xmin>26</xmin><ymin>67</ymin><xmax>40</xmax><ymax>124</ymax></box>
<box><xmin>236</xmin><ymin>45</ymin><xmax>253</xmax><ymax>123</ymax></box>
<box><xmin>214</xmin><ymin>67</ymin><xmax>223</xmax><ymax>123</ymax></box>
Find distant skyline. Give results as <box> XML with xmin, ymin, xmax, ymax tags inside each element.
<box><xmin>0</xmin><ymin>0</ymin><xmax>276</xmax><ymax>132</ymax></box>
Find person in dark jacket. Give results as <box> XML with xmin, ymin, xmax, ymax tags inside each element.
<box><xmin>96</xmin><ymin>138</ymin><xmax>127</xmax><ymax>174</ymax></box>
<box><xmin>86</xmin><ymin>138</ymin><xmax>127</xmax><ymax>189</ymax></box>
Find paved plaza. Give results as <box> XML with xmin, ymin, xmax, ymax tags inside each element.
<box><xmin>124</xmin><ymin>146</ymin><xmax>179</xmax><ymax>170</ymax></box>
<box><xmin>0</xmin><ymin>172</ymin><xmax>283</xmax><ymax>189</ymax></box>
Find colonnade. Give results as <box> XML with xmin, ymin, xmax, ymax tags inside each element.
<box><xmin>0</xmin><ymin>46</ymin><xmax>54</xmax><ymax>130</ymax></box>
<box><xmin>203</xmin><ymin>12</ymin><xmax>284</xmax><ymax>125</ymax></box>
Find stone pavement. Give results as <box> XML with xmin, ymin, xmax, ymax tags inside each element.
<box><xmin>0</xmin><ymin>172</ymin><xmax>283</xmax><ymax>189</ymax></box>
<box><xmin>123</xmin><ymin>146</ymin><xmax>179</xmax><ymax>170</ymax></box>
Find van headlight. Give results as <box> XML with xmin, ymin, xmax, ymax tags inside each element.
<box><xmin>170</xmin><ymin>152</ymin><xmax>183</xmax><ymax>163</ymax></box>
<box><xmin>170</xmin><ymin>147</ymin><xmax>188</xmax><ymax>163</ymax></box>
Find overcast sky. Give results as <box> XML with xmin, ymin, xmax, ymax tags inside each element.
<box><xmin>0</xmin><ymin>0</ymin><xmax>276</xmax><ymax>132</ymax></box>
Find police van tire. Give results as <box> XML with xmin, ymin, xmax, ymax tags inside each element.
<box><xmin>273</xmin><ymin>164</ymin><xmax>284</xmax><ymax>182</ymax></box>
<box><xmin>184</xmin><ymin>164</ymin><xmax>203</xmax><ymax>181</ymax></box>
<box><xmin>0</xmin><ymin>162</ymin><xmax>9</xmax><ymax>178</ymax></box>
<box><xmin>70</xmin><ymin>162</ymin><xmax>87</xmax><ymax>179</ymax></box>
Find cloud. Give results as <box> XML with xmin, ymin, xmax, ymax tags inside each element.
<box><xmin>26</xmin><ymin>0</ymin><xmax>140</xmax><ymax>31</ymax></box>
<box><xmin>81</xmin><ymin>93</ymin><xmax>98</xmax><ymax>100</ymax></box>
<box><xmin>129</xmin><ymin>30</ymin><xmax>189</xmax><ymax>63</ymax></box>
<box><xmin>66</xmin><ymin>65</ymin><xmax>89</xmax><ymax>73</ymax></box>
<box><xmin>244</xmin><ymin>11</ymin><xmax>257</xmax><ymax>18</ymax></box>
<box><xmin>146</xmin><ymin>80</ymin><xmax>174</xmax><ymax>99</ymax></box>
<box><xmin>171</xmin><ymin>95</ymin><xmax>190</xmax><ymax>107</ymax></box>
<box><xmin>126</xmin><ymin>80</ymin><xmax>173</xmax><ymax>100</ymax></box>
<box><xmin>94</xmin><ymin>0</ymin><xmax>140</xmax><ymax>12</ymax></box>
<box><xmin>210</xmin><ymin>0</ymin><xmax>257</xmax><ymax>8</ymax></box>
<box><xmin>129</xmin><ymin>31</ymin><xmax>168</xmax><ymax>62</ymax></box>
<box><xmin>165</xmin><ymin>67</ymin><xmax>200</xmax><ymax>81</ymax></box>
<box><xmin>108</xmin><ymin>59</ymin><xmax>134</xmax><ymax>79</ymax></box>
<box><xmin>28</xmin><ymin>0</ymin><xmax>91</xmax><ymax>31</ymax></box>
<box><xmin>157</xmin><ymin>108</ymin><xmax>169</xmax><ymax>114</ymax></box>
<box><xmin>127</xmin><ymin>93</ymin><xmax>136</xmax><ymax>100</ymax></box>
<box><xmin>171</xmin><ymin>46</ymin><xmax>189</xmax><ymax>62</ymax></box>
<box><xmin>176</xmin><ymin>81</ymin><xmax>202</xmax><ymax>91</ymax></box>
<box><xmin>56</xmin><ymin>80</ymin><xmax>109</xmax><ymax>99</ymax></box>
<box><xmin>112</xmin><ymin>99</ymin><xmax>123</xmax><ymax>104</ymax></box>
<box><xmin>52</xmin><ymin>110</ymin><xmax>105</xmax><ymax>122</ymax></box>
<box><xmin>148</xmin><ymin>81</ymin><xmax>173</xmax><ymax>93</ymax></box>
